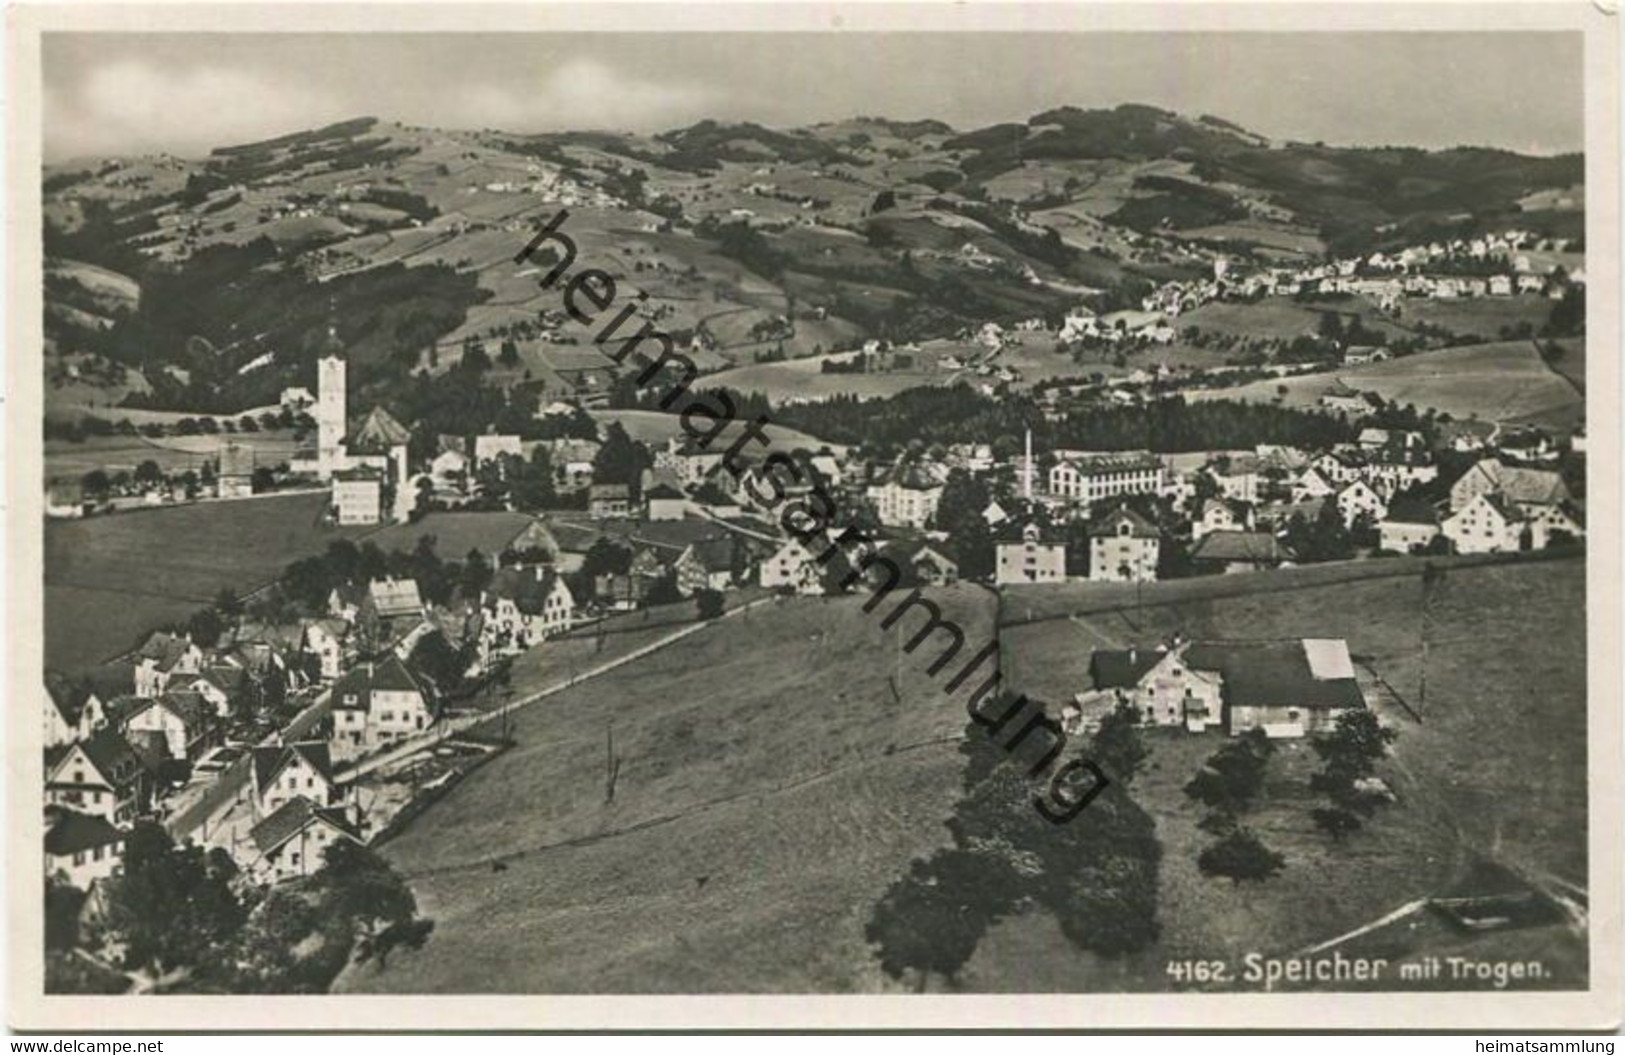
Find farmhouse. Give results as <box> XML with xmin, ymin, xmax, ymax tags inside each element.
<box><xmin>217</xmin><ymin>442</ymin><xmax>256</xmax><ymax>499</ymax></box>
<box><xmin>876</xmin><ymin>539</ymin><xmax>960</xmax><ymax>586</ymax></box>
<box><xmin>1335</xmin><ymin>480</ymin><xmax>1388</xmax><ymax>529</ymax></box>
<box><xmin>132</xmin><ymin>632</ymin><xmax>204</xmax><ymax>698</ymax></box>
<box><xmin>759</xmin><ymin>537</ymin><xmax>826</xmax><ymax>594</ymax></box>
<box><xmin>674</xmin><ymin>540</ymin><xmax>737</xmax><ymax>595</ymax></box>
<box><xmin>1087</xmin><ymin>507</ymin><xmax>1160</xmax><ymax>583</ymax></box>
<box><xmin>1192</xmin><ymin>498</ymin><xmax>1247</xmax><ymax>541</ymax></box>
<box><xmin>589</xmin><ymin>483</ymin><xmax>632</xmax><ymax>519</ymax></box>
<box><xmin>995</xmin><ymin>522</ymin><xmax>1067</xmax><ymax>586</ymax></box>
<box><xmin>1085</xmin><ymin>637</ymin><xmax>1366</xmax><ymax>738</ymax></box>
<box><xmin>644</xmin><ymin>482</ymin><xmax>688</xmax><ymax>521</ymax></box>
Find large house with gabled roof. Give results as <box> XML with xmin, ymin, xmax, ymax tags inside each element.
<box><xmin>250</xmin><ymin>741</ymin><xmax>343</xmax><ymax>819</ymax></box>
<box><xmin>329</xmin><ymin>655</ymin><xmax>437</xmax><ymax>758</ymax></box>
<box><xmin>45</xmin><ymin>728</ymin><xmax>157</xmax><ymax>823</ymax></box>
<box><xmin>247</xmin><ymin>796</ymin><xmax>363</xmax><ymax>884</ymax></box>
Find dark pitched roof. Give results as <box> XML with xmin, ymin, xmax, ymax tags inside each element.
<box><xmin>46</xmin><ymin>674</ymin><xmax>89</xmax><ymax>727</ymax></box>
<box><xmin>1089</xmin><ymin>648</ymin><xmax>1168</xmax><ymax>690</ymax></box>
<box><xmin>53</xmin><ymin>728</ymin><xmax>149</xmax><ymax>788</ymax></box>
<box><xmin>1183</xmin><ymin>640</ymin><xmax>1365</xmax><ymax>711</ymax></box>
<box><xmin>331</xmin><ymin>655</ymin><xmax>428</xmax><ymax>712</ymax></box>
<box><xmin>251</xmin><ymin>741</ymin><xmax>335</xmax><ymax>794</ymax></box>
<box><xmin>645</xmin><ymin>482</ymin><xmax>685</xmax><ymax>500</ymax></box>
<box><xmin>249</xmin><ymin>795</ymin><xmax>361</xmax><ymax>855</ymax></box>
<box><xmin>152</xmin><ymin>690</ymin><xmax>215</xmax><ymax>735</ymax></box>
<box><xmin>45</xmin><ymin>809</ymin><xmax>125</xmax><ymax>857</ymax></box>
<box><xmin>487</xmin><ymin>566</ymin><xmax>568</xmax><ymax>615</ymax></box>
<box><xmin>81</xmin><ymin>663</ymin><xmax>136</xmax><ymax>702</ymax></box>
<box><xmin>681</xmin><ymin>538</ymin><xmax>735</xmax><ymax>574</ymax></box>
<box><xmin>347</xmin><ymin>406</ymin><xmax>411</xmax><ymax>454</ymax></box>
<box><xmin>1090</xmin><ymin>506</ymin><xmax>1159</xmax><ymax>539</ymax></box>
<box><xmin>1190</xmin><ymin>531</ymin><xmax>1291</xmax><ymax>564</ymax></box>
<box><xmin>1384</xmin><ymin>498</ymin><xmax>1440</xmax><ymax>526</ymax></box>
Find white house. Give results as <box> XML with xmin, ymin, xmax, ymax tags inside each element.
<box><xmin>1442</xmin><ymin>493</ymin><xmax>1526</xmax><ymax>554</ymax></box>
<box><xmin>44</xmin><ymin>809</ymin><xmax>126</xmax><ymax>889</ymax></box>
<box><xmin>329</xmin><ymin>656</ymin><xmax>436</xmax><ymax>758</ymax></box>
<box><xmin>1335</xmin><ymin>480</ymin><xmax>1389</xmax><ymax>529</ymax></box>
<box><xmin>995</xmin><ymin>522</ymin><xmax>1067</xmax><ymax>586</ymax></box>
<box><xmin>1088</xmin><ymin>507</ymin><xmax>1160</xmax><ymax>583</ymax></box>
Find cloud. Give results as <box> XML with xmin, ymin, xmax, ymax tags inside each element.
<box><xmin>419</xmin><ymin>57</ymin><xmax>724</xmax><ymax>134</ymax></box>
<box><xmin>45</xmin><ymin>58</ymin><xmax>349</xmax><ymax>160</ymax></box>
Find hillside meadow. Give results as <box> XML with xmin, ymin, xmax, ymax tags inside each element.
<box><xmin>339</xmin><ymin>586</ymin><xmax>1000</xmax><ymax>993</ymax></box>
<box><xmin>44</xmin><ymin>491</ymin><xmax>373</xmax><ymax>672</ymax></box>
<box><xmin>1188</xmin><ymin>340</ymin><xmax>1584</xmax><ymax>428</ymax></box>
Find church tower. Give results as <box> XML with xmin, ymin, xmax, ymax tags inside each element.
<box><xmin>315</xmin><ymin>322</ymin><xmax>348</xmax><ymax>479</ymax></box>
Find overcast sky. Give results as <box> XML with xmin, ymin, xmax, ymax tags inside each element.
<box><xmin>43</xmin><ymin>31</ymin><xmax>1584</xmax><ymax>162</ymax></box>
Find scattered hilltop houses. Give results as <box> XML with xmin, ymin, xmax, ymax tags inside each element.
<box><xmin>329</xmin><ymin>655</ymin><xmax>437</xmax><ymax>759</ymax></box>
<box><xmin>1087</xmin><ymin>507</ymin><xmax>1160</xmax><ymax>583</ymax></box>
<box><xmin>1082</xmin><ymin>637</ymin><xmax>1366</xmax><ymax>738</ymax></box>
<box><xmin>995</xmin><ymin>522</ymin><xmax>1067</xmax><ymax>586</ymax></box>
<box><xmin>1049</xmin><ymin>451</ymin><xmax>1164</xmax><ymax>505</ymax></box>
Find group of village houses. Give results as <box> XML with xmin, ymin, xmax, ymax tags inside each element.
<box><xmin>44</xmin><ymin>316</ymin><xmax>1585</xmax><ymax>906</ymax></box>
<box><xmin>1048</xmin><ymin>228</ymin><xmax>1585</xmax><ymax>347</ymax></box>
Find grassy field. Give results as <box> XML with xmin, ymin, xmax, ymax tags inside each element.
<box><xmin>590</xmin><ymin>408</ymin><xmax>841</xmax><ymax>454</ymax></box>
<box><xmin>1190</xmin><ymin>341</ymin><xmax>1584</xmax><ymax>428</ymax></box>
<box><xmin>44</xmin><ymin>491</ymin><xmax>373</xmax><ymax>672</ymax></box>
<box><xmin>339</xmin><ymin>586</ymin><xmax>998</xmax><ymax>993</ymax></box>
<box><xmin>693</xmin><ymin>354</ymin><xmax>959</xmax><ymax>404</ymax></box>
<box><xmin>1400</xmin><ymin>295</ymin><xmax>1554</xmax><ymax>342</ymax></box>
<box><xmin>981</xmin><ymin>555</ymin><xmax>1587</xmax><ymax>991</ymax></box>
